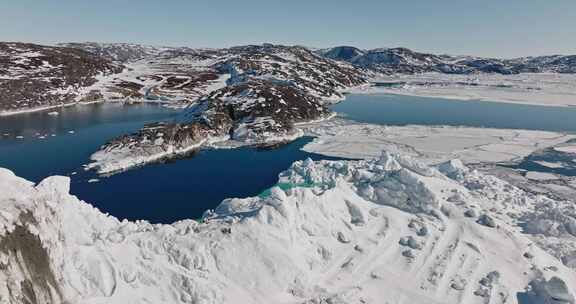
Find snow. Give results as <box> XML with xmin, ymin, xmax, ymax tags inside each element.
<box><xmin>86</xmin><ymin>135</ymin><xmax>229</xmax><ymax>175</ymax></box>
<box><xmin>534</xmin><ymin>160</ymin><xmax>566</xmax><ymax>169</ymax></box>
<box><xmin>555</xmin><ymin>145</ymin><xmax>576</xmax><ymax>154</ymax></box>
<box><xmin>1</xmin><ymin>152</ymin><xmax>576</xmax><ymax>303</ymax></box>
<box><xmin>301</xmin><ymin>118</ymin><xmax>576</xmax><ymax>165</ymax></box>
<box><xmin>0</xmin><ymin>104</ymin><xmax>67</xmax><ymax>116</ymax></box>
<box><xmin>525</xmin><ymin>171</ymin><xmax>559</xmax><ymax>181</ymax></box>
<box><xmin>202</xmin><ymin>73</ymin><xmax>231</xmax><ymax>93</ymax></box>
<box><xmin>4</xmin><ymin>42</ymin><xmax>576</xmax><ymax>303</ymax></box>
<box><xmin>350</xmin><ymin>73</ymin><xmax>576</xmax><ymax>108</ymax></box>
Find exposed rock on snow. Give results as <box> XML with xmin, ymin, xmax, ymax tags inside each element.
<box><xmin>4</xmin><ymin>42</ymin><xmax>576</xmax><ymax>115</ymax></box>
<box><xmin>0</xmin><ymin>42</ymin><xmax>123</xmax><ymax>114</ymax></box>
<box><xmin>464</xmin><ymin>209</ymin><xmax>478</xmax><ymax>218</ymax></box>
<box><xmin>318</xmin><ymin>46</ymin><xmax>576</xmax><ymax>75</ymax></box>
<box><xmin>477</xmin><ymin>214</ymin><xmax>497</xmax><ymax>228</ymax></box>
<box><xmin>58</xmin><ymin>42</ymin><xmax>171</xmax><ymax>63</ymax></box>
<box><xmin>399</xmin><ymin>236</ymin><xmax>422</xmax><ymax>250</ymax></box>
<box><xmin>2</xmin><ymin>152</ymin><xmax>576</xmax><ymax>303</ymax></box>
<box><xmin>87</xmin><ymin>109</ymin><xmax>233</xmax><ymax>174</ymax></box>
<box><xmin>87</xmin><ymin>45</ymin><xmax>367</xmax><ymax>174</ymax></box>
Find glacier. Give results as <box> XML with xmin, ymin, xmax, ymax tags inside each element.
<box><xmin>1</xmin><ymin>152</ymin><xmax>575</xmax><ymax>303</ymax></box>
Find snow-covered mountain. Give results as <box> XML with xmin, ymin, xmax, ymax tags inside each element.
<box><xmin>510</xmin><ymin>55</ymin><xmax>576</xmax><ymax>73</ymax></box>
<box><xmin>318</xmin><ymin>46</ymin><xmax>576</xmax><ymax>75</ymax></box>
<box><xmin>2</xmin><ymin>41</ymin><xmax>575</xmax><ymax>115</ymax></box>
<box><xmin>57</xmin><ymin>42</ymin><xmax>173</xmax><ymax>63</ymax></box>
<box><xmin>2</xmin><ymin>152</ymin><xmax>575</xmax><ymax>303</ymax></box>
<box><xmin>87</xmin><ymin>44</ymin><xmax>367</xmax><ymax>174</ymax></box>
<box><xmin>3</xmin><ymin>41</ymin><xmax>576</xmax><ymax>174</ymax></box>
<box><xmin>59</xmin><ymin>42</ymin><xmax>576</xmax><ymax>76</ymax></box>
<box><xmin>319</xmin><ymin>45</ymin><xmax>365</xmax><ymax>62</ymax></box>
<box><xmin>0</xmin><ymin>42</ymin><xmax>123</xmax><ymax>113</ymax></box>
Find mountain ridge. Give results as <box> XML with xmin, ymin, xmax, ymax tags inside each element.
<box><xmin>317</xmin><ymin>45</ymin><xmax>576</xmax><ymax>74</ymax></box>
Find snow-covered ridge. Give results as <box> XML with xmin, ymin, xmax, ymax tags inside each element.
<box><xmin>2</xmin><ymin>153</ymin><xmax>576</xmax><ymax>303</ymax></box>
<box><xmin>302</xmin><ymin>119</ymin><xmax>576</xmax><ymax>164</ymax></box>
<box><xmin>3</xmin><ymin>41</ymin><xmax>575</xmax><ymax>114</ymax></box>
<box><xmin>356</xmin><ymin>72</ymin><xmax>576</xmax><ymax>107</ymax></box>
<box><xmin>318</xmin><ymin>46</ymin><xmax>576</xmax><ymax>75</ymax></box>
<box><xmin>60</xmin><ymin>43</ymin><xmax>366</xmax><ymax>106</ymax></box>
<box><xmin>57</xmin><ymin>42</ymin><xmax>175</xmax><ymax>63</ymax></box>
<box><xmin>86</xmin><ymin>44</ymin><xmax>368</xmax><ymax>174</ymax></box>
<box><xmin>0</xmin><ymin>42</ymin><xmax>123</xmax><ymax>114</ymax></box>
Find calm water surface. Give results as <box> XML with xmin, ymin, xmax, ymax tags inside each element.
<box><xmin>0</xmin><ymin>103</ymin><xmax>340</xmax><ymax>223</ymax></box>
<box><xmin>333</xmin><ymin>94</ymin><xmax>576</xmax><ymax>132</ymax></box>
<box><xmin>0</xmin><ymin>103</ymin><xmax>179</xmax><ymax>180</ymax></box>
<box><xmin>3</xmin><ymin>95</ymin><xmax>576</xmax><ymax>223</ymax></box>
<box><xmin>333</xmin><ymin>94</ymin><xmax>576</xmax><ymax>176</ymax></box>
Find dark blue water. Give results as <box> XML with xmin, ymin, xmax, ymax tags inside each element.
<box><xmin>333</xmin><ymin>94</ymin><xmax>576</xmax><ymax>177</ymax></box>
<box><xmin>3</xmin><ymin>95</ymin><xmax>576</xmax><ymax>223</ymax></box>
<box><xmin>0</xmin><ymin>103</ymin><xmax>180</xmax><ymax>181</ymax></box>
<box><xmin>0</xmin><ymin>103</ymin><xmax>340</xmax><ymax>223</ymax></box>
<box><xmin>333</xmin><ymin>94</ymin><xmax>576</xmax><ymax>132</ymax></box>
<box><xmin>71</xmin><ymin>139</ymin><xmax>339</xmax><ymax>223</ymax></box>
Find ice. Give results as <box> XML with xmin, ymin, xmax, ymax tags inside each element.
<box><xmin>3</xmin><ymin>42</ymin><xmax>576</xmax><ymax>303</ymax></box>
<box><xmin>555</xmin><ymin>146</ymin><xmax>576</xmax><ymax>154</ymax></box>
<box><xmin>302</xmin><ymin>119</ymin><xmax>576</xmax><ymax>165</ymax></box>
<box><xmin>350</xmin><ymin>73</ymin><xmax>576</xmax><ymax>108</ymax></box>
<box><xmin>2</xmin><ymin>152</ymin><xmax>576</xmax><ymax>303</ymax></box>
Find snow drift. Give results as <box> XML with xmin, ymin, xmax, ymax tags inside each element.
<box><xmin>1</xmin><ymin>152</ymin><xmax>575</xmax><ymax>303</ymax></box>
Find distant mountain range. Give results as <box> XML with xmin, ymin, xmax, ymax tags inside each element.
<box><xmin>2</xmin><ymin>41</ymin><xmax>575</xmax><ymax>115</ymax></box>
<box><xmin>317</xmin><ymin>46</ymin><xmax>576</xmax><ymax>74</ymax></box>
<box><xmin>0</xmin><ymin>42</ymin><xmax>123</xmax><ymax>113</ymax></box>
<box><xmin>56</xmin><ymin>42</ymin><xmax>576</xmax><ymax>75</ymax></box>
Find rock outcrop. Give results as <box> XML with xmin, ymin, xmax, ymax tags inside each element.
<box><xmin>0</xmin><ymin>42</ymin><xmax>123</xmax><ymax>113</ymax></box>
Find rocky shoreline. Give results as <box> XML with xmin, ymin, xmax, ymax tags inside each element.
<box><xmin>86</xmin><ymin>80</ymin><xmax>344</xmax><ymax>174</ymax></box>
<box><xmin>4</xmin><ymin>42</ymin><xmax>576</xmax><ymax>175</ymax></box>
<box><xmin>85</xmin><ymin>44</ymin><xmax>368</xmax><ymax>174</ymax></box>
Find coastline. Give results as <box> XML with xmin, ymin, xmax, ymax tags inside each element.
<box><xmin>348</xmin><ymin>87</ymin><xmax>576</xmax><ymax>108</ymax></box>
<box><xmin>0</xmin><ymin>98</ymin><xmax>190</xmax><ymax>117</ymax></box>
<box><xmin>4</xmin><ymin>72</ymin><xmax>575</xmax><ymax>117</ymax></box>
<box><xmin>348</xmin><ymin>73</ymin><xmax>576</xmax><ymax>108</ymax></box>
<box><xmin>86</xmin><ymin>127</ymin><xmax>309</xmax><ymax>176</ymax></box>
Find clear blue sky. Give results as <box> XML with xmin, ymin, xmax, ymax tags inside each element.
<box><xmin>1</xmin><ymin>0</ymin><xmax>574</xmax><ymax>58</ymax></box>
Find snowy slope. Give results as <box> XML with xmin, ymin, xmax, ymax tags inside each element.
<box><xmin>64</xmin><ymin>43</ymin><xmax>367</xmax><ymax>106</ymax></box>
<box><xmin>301</xmin><ymin>119</ymin><xmax>576</xmax><ymax>164</ymax></box>
<box><xmin>358</xmin><ymin>72</ymin><xmax>576</xmax><ymax>107</ymax></box>
<box><xmin>3</xmin><ymin>41</ymin><xmax>575</xmax><ymax>114</ymax></box>
<box><xmin>87</xmin><ymin>44</ymin><xmax>367</xmax><ymax>174</ymax></box>
<box><xmin>0</xmin><ymin>42</ymin><xmax>123</xmax><ymax>114</ymax></box>
<box><xmin>1</xmin><ymin>153</ymin><xmax>576</xmax><ymax>303</ymax></box>
<box><xmin>57</xmin><ymin>42</ymin><xmax>172</xmax><ymax>62</ymax></box>
<box><xmin>319</xmin><ymin>46</ymin><xmax>576</xmax><ymax>75</ymax></box>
